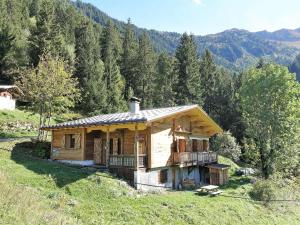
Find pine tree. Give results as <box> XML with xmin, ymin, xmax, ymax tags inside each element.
<box><xmin>75</xmin><ymin>21</ymin><xmax>107</xmax><ymax>114</ymax></box>
<box><xmin>174</xmin><ymin>33</ymin><xmax>202</xmax><ymax>105</ymax></box>
<box><xmin>29</xmin><ymin>0</ymin><xmax>72</xmax><ymax>67</ymax></box>
<box><xmin>154</xmin><ymin>52</ymin><xmax>176</xmax><ymax>107</ymax></box>
<box><xmin>101</xmin><ymin>20</ymin><xmax>126</xmax><ymax>113</ymax></box>
<box><xmin>120</xmin><ymin>18</ymin><xmax>138</xmax><ymax>100</ymax></box>
<box><xmin>135</xmin><ymin>32</ymin><xmax>156</xmax><ymax>109</ymax></box>
<box><xmin>199</xmin><ymin>49</ymin><xmax>218</xmax><ymax>114</ymax></box>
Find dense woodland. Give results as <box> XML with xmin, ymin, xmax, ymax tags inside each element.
<box><xmin>0</xmin><ymin>0</ymin><xmax>299</xmax><ymax>180</ymax></box>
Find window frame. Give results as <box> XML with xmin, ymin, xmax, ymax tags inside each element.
<box><xmin>64</xmin><ymin>133</ymin><xmax>81</xmax><ymax>150</ymax></box>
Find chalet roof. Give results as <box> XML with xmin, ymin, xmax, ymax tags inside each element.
<box><xmin>0</xmin><ymin>85</ymin><xmax>24</xmax><ymax>96</ymax></box>
<box><xmin>42</xmin><ymin>104</ymin><xmax>223</xmax><ymax>134</ymax></box>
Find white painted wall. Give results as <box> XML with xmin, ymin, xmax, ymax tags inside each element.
<box><xmin>0</xmin><ymin>96</ymin><xmax>16</xmax><ymax>110</ymax></box>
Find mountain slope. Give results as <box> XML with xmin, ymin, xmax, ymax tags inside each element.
<box><xmin>73</xmin><ymin>1</ymin><xmax>300</xmax><ymax>71</ymax></box>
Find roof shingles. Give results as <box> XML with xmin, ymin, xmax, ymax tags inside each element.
<box><xmin>44</xmin><ymin>105</ymin><xmax>197</xmax><ymax>129</ymax></box>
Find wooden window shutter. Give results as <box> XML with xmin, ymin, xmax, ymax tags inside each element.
<box><xmin>113</xmin><ymin>138</ymin><xmax>118</xmax><ymax>155</ymax></box>
<box><xmin>74</xmin><ymin>134</ymin><xmax>81</xmax><ymax>149</ymax></box>
<box><xmin>61</xmin><ymin>134</ymin><xmax>65</xmax><ymax>148</ymax></box>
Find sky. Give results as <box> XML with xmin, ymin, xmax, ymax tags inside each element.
<box><xmin>82</xmin><ymin>0</ymin><xmax>300</xmax><ymax>35</ymax></box>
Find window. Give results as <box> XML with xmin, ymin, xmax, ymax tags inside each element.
<box><xmin>65</xmin><ymin>134</ymin><xmax>80</xmax><ymax>149</ymax></box>
<box><xmin>159</xmin><ymin>169</ymin><xmax>168</xmax><ymax>183</ymax></box>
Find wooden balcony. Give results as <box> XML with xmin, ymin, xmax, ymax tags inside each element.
<box><xmin>108</xmin><ymin>154</ymin><xmax>147</xmax><ymax>168</ymax></box>
<box><xmin>172</xmin><ymin>151</ymin><xmax>218</xmax><ymax>167</ymax></box>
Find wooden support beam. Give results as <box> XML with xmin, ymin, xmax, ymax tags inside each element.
<box><xmin>134</xmin><ymin>124</ymin><xmax>139</xmax><ymax>170</ymax></box>
<box><xmin>106</xmin><ymin>127</ymin><xmax>110</xmax><ymax>167</ymax></box>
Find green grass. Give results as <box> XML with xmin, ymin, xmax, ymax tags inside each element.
<box><xmin>0</xmin><ymin>140</ymin><xmax>299</xmax><ymax>225</ymax></box>
<box><xmin>0</xmin><ymin>109</ymin><xmax>82</xmax><ymax>138</ymax></box>
<box><xmin>0</xmin><ymin>109</ymin><xmax>40</xmax><ymax>138</ymax></box>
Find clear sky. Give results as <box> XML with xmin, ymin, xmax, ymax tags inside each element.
<box><xmin>82</xmin><ymin>0</ymin><xmax>300</xmax><ymax>35</ymax></box>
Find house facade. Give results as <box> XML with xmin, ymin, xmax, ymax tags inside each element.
<box><xmin>0</xmin><ymin>85</ymin><xmax>23</xmax><ymax>110</ymax></box>
<box><xmin>43</xmin><ymin>98</ymin><xmax>229</xmax><ymax>190</ymax></box>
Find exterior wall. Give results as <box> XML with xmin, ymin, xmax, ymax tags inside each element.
<box><xmin>0</xmin><ymin>96</ymin><xmax>16</xmax><ymax>110</ymax></box>
<box><xmin>150</xmin><ymin>115</ymin><xmax>210</xmax><ymax>169</ymax></box>
<box><xmin>134</xmin><ymin>166</ymin><xmax>201</xmax><ymax>191</ymax></box>
<box><xmin>151</xmin><ymin>122</ymin><xmax>173</xmax><ymax>168</ymax></box>
<box><xmin>134</xmin><ymin>167</ymin><xmax>173</xmax><ymax>191</ymax></box>
<box><xmin>51</xmin><ymin>128</ymin><xmax>85</xmax><ymax>160</ymax></box>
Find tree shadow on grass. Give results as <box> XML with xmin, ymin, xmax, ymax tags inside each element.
<box><xmin>10</xmin><ymin>142</ymin><xmax>97</xmax><ymax>188</ymax></box>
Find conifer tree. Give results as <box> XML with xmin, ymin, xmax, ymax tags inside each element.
<box><xmin>135</xmin><ymin>32</ymin><xmax>156</xmax><ymax>109</ymax></box>
<box><xmin>174</xmin><ymin>33</ymin><xmax>202</xmax><ymax>105</ymax></box>
<box><xmin>121</xmin><ymin>18</ymin><xmax>138</xmax><ymax>100</ymax></box>
<box><xmin>199</xmin><ymin>49</ymin><xmax>218</xmax><ymax>114</ymax></box>
<box><xmin>101</xmin><ymin>20</ymin><xmax>126</xmax><ymax>112</ymax></box>
<box><xmin>154</xmin><ymin>52</ymin><xmax>176</xmax><ymax>107</ymax></box>
<box><xmin>75</xmin><ymin>21</ymin><xmax>107</xmax><ymax>114</ymax></box>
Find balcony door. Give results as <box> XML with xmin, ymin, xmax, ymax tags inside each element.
<box><xmin>178</xmin><ymin>139</ymin><xmax>186</xmax><ymax>153</ymax></box>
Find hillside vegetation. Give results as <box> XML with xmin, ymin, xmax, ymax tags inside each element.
<box><xmin>0</xmin><ymin>110</ymin><xmax>40</xmax><ymax>138</ymax></box>
<box><xmin>0</xmin><ymin>140</ymin><xmax>299</xmax><ymax>225</ymax></box>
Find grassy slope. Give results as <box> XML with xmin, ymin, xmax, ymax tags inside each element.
<box><xmin>0</xmin><ymin>109</ymin><xmax>81</xmax><ymax>138</ymax></box>
<box><xmin>0</xmin><ymin>140</ymin><xmax>299</xmax><ymax>225</ymax></box>
<box><xmin>0</xmin><ymin>110</ymin><xmax>40</xmax><ymax>138</ymax></box>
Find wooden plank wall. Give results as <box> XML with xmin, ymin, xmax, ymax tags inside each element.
<box><xmin>151</xmin><ymin>121</ymin><xmax>173</xmax><ymax>168</ymax></box>
<box><xmin>51</xmin><ymin>128</ymin><xmax>85</xmax><ymax>160</ymax></box>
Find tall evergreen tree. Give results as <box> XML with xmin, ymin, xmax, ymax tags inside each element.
<box><xmin>135</xmin><ymin>32</ymin><xmax>156</xmax><ymax>109</ymax></box>
<box><xmin>154</xmin><ymin>52</ymin><xmax>176</xmax><ymax>107</ymax></box>
<box><xmin>200</xmin><ymin>49</ymin><xmax>219</xmax><ymax>114</ymax></box>
<box><xmin>120</xmin><ymin>18</ymin><xmax>138</xmax><ymax>100</ymax></box>
<box><xmin>174</xmin><ymin>33</ymin><xmax>202</xmax><ymax>105</ymax></box>
<box><xmin>101</xmin><ymin>20</ymin><xmax>126</xmax><ymax>112</ymax></box>
<box><xmin>75</xmin><ymin>21</ymin><xmax>107</xmax><ymax>114</ymax></box>
<box><xmin>29</xmin><ymin>0</ymin><xmax>72</xmax><ymax>67</ymax></box>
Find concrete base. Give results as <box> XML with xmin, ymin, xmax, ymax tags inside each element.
<box><xmin>57</xmin><ymin>160</ymin><xmax>94</xmax><ymax>166</ymax></box>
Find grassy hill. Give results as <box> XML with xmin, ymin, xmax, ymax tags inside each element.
<box><xmin>0</xmin><ymin>110</ymin><xmax>41</xmax><ymax>138</ymax></box>
<box><xmin>0</xmin><ymin>140</ymin><xmax>299</xmax><ymax>225</ymax></box>
<box><xmin>0</xmin><ymin>109</ymin><xmax>82</xmax><ymax>138</ymax></box>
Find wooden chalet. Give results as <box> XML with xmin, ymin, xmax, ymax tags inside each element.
<box><xmin>42</xmin><ymin>97</ymin><xmax>229</xmax><ymax>190</ymax></box>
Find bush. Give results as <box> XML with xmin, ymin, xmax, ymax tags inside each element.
<box><xmin>14</xmin><ymin>141</ymin><xmax>51</xmax><ymax>159</ymax></box>
<box><xmin>249</xmin><ymin>179</ymin><xmax>277</xmax><ymax>204</ymax></box>
<box><xmin>211</xmin><ymin>131</ymin><xmax>241</xmax><ymax>162</ymax></box>
<box><xmin>32</xmin><ymin>142</ymin><xmax>51</xmax><ymax>159</ymax></box>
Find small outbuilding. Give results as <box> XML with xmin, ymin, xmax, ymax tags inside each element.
<box><xmin>0</xmin><ymin>85</ymin><xmax>23</xmax><ymax>110</ymax></box>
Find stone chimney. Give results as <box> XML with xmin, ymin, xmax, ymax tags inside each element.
<box><xmin>129</xmin><ymin>97</ymin><xmax>141</xmax><ymax>114</ymax></box>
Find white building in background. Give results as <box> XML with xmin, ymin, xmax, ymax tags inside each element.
<box><xmin>0</xmin><ymin>85</ymin><xmax>23</xmax><ymax>110</ymax></box>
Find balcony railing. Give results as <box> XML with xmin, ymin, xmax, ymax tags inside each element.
<box><xmin>173</xmin><ymin>151</ymin><xmax>217</xmax><ymax>166</ymax></box>
<box><xmin>108</xmin><ymin>154</ymin><xmax>148</xmax><ymax>168</ymax></box>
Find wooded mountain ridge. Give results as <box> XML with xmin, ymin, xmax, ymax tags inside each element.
<box><xmin>73</xmin><ymin>1</ymin><xmax>300</xmax><ymax>71</ymax></box>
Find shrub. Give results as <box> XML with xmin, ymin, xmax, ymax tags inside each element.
<box><xmin>15</xmin><ymin>141</ymin><xmax>51</xmax><ymax>159</ymax></box>
<box><xmin>211</xmin><ymin>131</ymin><xmax>241</xmax><ymax>162</ymax></box>
<box><xmin>249</xmin><ymin>179</ymin><xmax>277</xmax><ymax>204</ymax></box>
<box><xmin>32</xmin><ymin>142</ymin><xmax>51</xmax><ymax>159</ymax></box>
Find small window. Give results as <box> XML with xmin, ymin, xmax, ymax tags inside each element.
<box><xmin>159</xmin><ymin>169</ymin><xmax>168</xmax><ymax>183</ymax></box>
<box><xmin>65</xmin><ymin>134</ymin><xmax>80</xmax><ymax>149</ymax></box>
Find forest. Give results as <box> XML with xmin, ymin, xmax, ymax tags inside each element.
<box><xmin>0</xmin><ymin>0</ymin><xmax>299</xmax><ymax>182</ymax></box>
